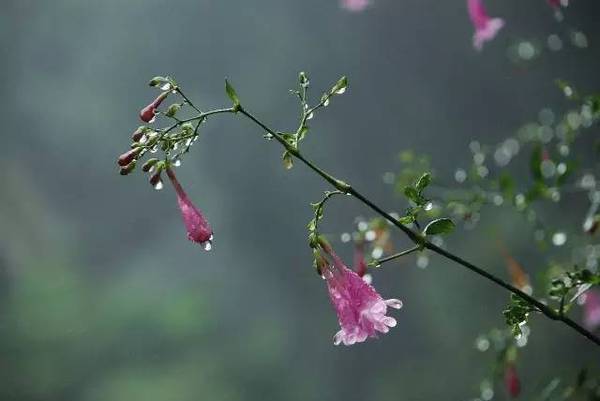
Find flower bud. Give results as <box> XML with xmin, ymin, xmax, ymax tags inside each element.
<box><xmin>142</xmin><ymin>158</ymin><xmax>159</xmax><ymax>172</ymax></box>
<box><xmin>139</xmin><ymin>92</ymin><xmax>169</xmax><ymax>123</ymax></box>
<box><xmin>131</xmin><ymin>126</ymin><xmax>146</xmax><ymax>142</ymax></box>
<box><xmin>119</xmin><ymin>160</ymin><xmax>136</xmax><ymax>175</ymax></box>
<box><xmin>165</xmin><ymin>103</ymin><xmax>181</xmax><ymax>117</ymax></box>
<box><xmin>149</xmin><ymin>171</ymin><xmax>164</xmax><ymax>190</ymax></box>
<box><xmin>117</xmin><ymin>148</ymin><xmax>141</xmax><ymax>167</ymax></box>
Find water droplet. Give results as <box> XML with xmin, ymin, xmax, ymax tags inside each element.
<box><xmin>518</xmin><ymin>41</ymin><xmax>536</xmax><ymax>60</ymax></box>
<box><xmin>160</xmin><ymin>82</ymin><xmax>172</xmax><ymax>91</ymax></box>
<box><xmin>173</xmin><ymin>142</ymin><xmax>179</xmax><ymax>150</ymax></box>
<box><xmin>149</xmin><ymin>115</ymin><xmax>156</xmax><ymax>124</ymax></box>
<box><xmin>139</xmin><ymin>134</ymin><xmax>148</xmax><ymax>144</ymax></box>
<box><xmin>323</xmin><ymin>98</ymin><xmax>330</xmax><ymax>107</ymax></box>
<box><xmin>201</xmin><ymin>240</ymin><xmax>212</xmax><ymax>251</ymax></box>
<box><xmin>371</xmin><ymin>246</ymin><xmax>383</xmax><ymax>259</ymax></box>
<box><xmin>580</xmin><ymin>174</ymin><xmax>596</xmax><ymax>190</ymax></box>
<box><xmin>475</xmin><ymin>336</ymin><xmax>490</xmax><ymax>352</ymax></box>
<box><xmin>492</xmin><ymin>195</ymin><xmax>504</xmax><ymax>206</ymax></box>
<box><xmin>552</xmin><ymin>232</ymin><xmax>567</xmax><ymax>246</ymax></box>
<box><xmin>541</xmin><ymin>160</ymin><xmax>556</xmax><ymax>178</ymax></box>
<box><xmin>185</xmin><ymin>138</ymin><xmax>193</xmax><ymax>147</ymax></box>
<box><xmin>365</xmin><ymin>230</ymin><xmax>376</xmax><ymax>241</ymax></box>
<box><xmin>172</xmin><ymin>158</ymin><xmax>181</xmax><ymax>167</ymax></box>
<box><xmin>547</xmin><ymin>34</ymin><xmax>563</xmax><ymax>51</ymax></box>
<box><xmin>334</xmin><ymin>87</ymin><xmax>346</xmax><ymax>95</ymax></box>
<box><xmin>416</xmin><ymin>255</ymin><xmax>429</xmax><ymax>269</ymax></box>
<box><xmin>340</xmin><ymin>233</ymin><xmax>351</xmax><ymax>243</ymax></box>
<box><xmin>306</xmin><ymin>112</ymin><xmax>314</xmax><ymax>120</ymax></box>
<box><xmin>424</xmin><ymin>202</ymin><xmax>433</xmax><ymax>211</ymax></box>
<box><xmin>153</xmin><ymin>179</ymin><xmax>164</xmax><ymax>190</ymax></box>
<box><xmin>455</xmin><ymin>168</ymin><xmax>467</xmax><ymax>183</ymax></box>
<box><xmin>150</xmin><ymin>145</ymin><xmax>158</xmax><ymax>153</ymax></box>
<box><xmin>571</xmin><ymin>31</ymin><xmax>588</xmax><ymax>48</ymax></box>
<box><xmin>357</xmin><ymin>221</ymin><xmax>368</xmax><ymax>231</ymax></box>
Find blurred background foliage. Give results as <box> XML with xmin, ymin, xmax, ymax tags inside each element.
<box><xmin>1</xmin><ymin>1</ymin><xmax>600</xmax><ymax>400</ymax></box>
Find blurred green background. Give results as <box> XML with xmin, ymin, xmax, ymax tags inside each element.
<box><xmin>1</xmin><ymin>1</ymin><xmax>599</xmax><ymax>400</ymax></box>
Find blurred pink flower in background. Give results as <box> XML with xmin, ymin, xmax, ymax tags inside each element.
<box><xmin>166</xmin><ymin>168</ymin><xmax>213</xmax><ymax>250</ymax></box>
<box><xmin>320</xmin><ymin>245</ymin><xmax>402</xmax><ymax>345</ymax></box>
<box><xmin>467</xmin><ymin>0</ymin><xmax>504</xmax><ymax>50</ymax></box>
<box><xmin>583</xmin><ymin>290</ymin><xmax>600</xmax><ymax>331</ymax></box>
<box><xmin>547</xmin><ymin>0</ymin><xmax>569</xmax><ymax>9</ymax></box>
<box><xmin>341</xmin><ymin>0</ymin><xmax>370</xmax><ymax>12</ymax></box>
<box><xmin>504</xmin><ymin>364</ymin><xmax>521</xmax><ymax>398</ymax></box>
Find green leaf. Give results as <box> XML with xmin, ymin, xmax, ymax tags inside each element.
<box><xmin>225</xmin><ymin>79</ymin><xmax>240</xmax><ymax>109</ymax></box>
<box><xmin>403</xmin><ymin>186</ymin><xmax>420</xmax><ymax>204</ymax></box>
<box><xmin>331</xmin><ymin>76</ymin><xmax>348</xmax><ymax>94</ymax></box>
<box><xmin>415</xmin><ymin>172</ymin><xmax>432</xmax><ymax>193</ymax></box>
<box><xmin>530</xmin><ymin>144</ymin><xmax>543</xmax><ymax>182</ymax></box>
<box><xmin>423</xmin><ymin>218</ymin><xmax>455</xmax><ymax>236</ymax></box>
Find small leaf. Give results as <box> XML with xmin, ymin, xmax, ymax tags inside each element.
<box><xmin>331</xmin><ymin>76</ymin><xmax>348</xmax><ymax>94</ymax></box>
<box><xmin>423</xmin><ymin>218</ymin><xmax>455</xmax><ymax>236</ymax></box>
<box><xmin>225</xmin><ymin>79</ymin><xmax>240</xmax><ymax>109</ymax></box>
<box><xmin>403</xmin><ymin>186</ymin><xmax>420</xmax><ymax>204</ymax></box>
<box><xmin>416</xmin><ymin>172</ymin><xmax>432</xmax><ymax>193</ymax></box>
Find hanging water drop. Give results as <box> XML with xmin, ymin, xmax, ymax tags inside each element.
<box><xmin>153</xmin><ymin>179</ymin><xmax>164</xmax><ymax>190</ymax></box>
<box><xmin>323</xmin><ymin>98</ymin><xmax>330</xmax><ymax>107</ymax></box>
<box><xmin>335</xmin><ymin>87</ymin><xmax>346</xmax><ymax>95</ymax></box>
<box><xmin>172</xmin><ymin>158</ymin><xmax>181</xmax><ymax>167</ymax></box>
<box><xmin>160</xmin><ymin>82</ymin><xmax>172</xmax><ymax>91</ymax></box>
<box><xmin>306</xmin><ymin>112</ymin><xmax>314</xmax><ymax>120</ymax></box>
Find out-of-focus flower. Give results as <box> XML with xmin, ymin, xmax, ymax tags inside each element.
<box><xmin>583</xmin><ymin>290</ymin><xmax>600</xmax><ymax>331</ymax></box>
<box><xmin>353</xmin><ymin>242</ymin><xmax>368</xmax><ymax>278</ymax></box>
<box><xmin>467</xmin><ymin>0</ymin><xmax>504</xmax><ymax>50</ymax></box>
<box><xmin>320</xmin><ymin>244</ymin><xmax>402</xmax><ymax>345</ymax></box>
<box><xmin>499</xmin><ymin>246</ymin><xmax>531</xmax><ymax>294</ymax></box>
<box><xmin>340</xmin><ymin>0</ymin><xmax>370</xmax><ymax>12</ymax></box>
<box><xmin>547</xmin><ymin>0</ymin><xmax>569</xmax><ymax>9</ymax></box>
<box><xmin>166</xmin><ymin>168</ymin><xmax>213</xmax><ymax>250</ymax></box>
<box><xmin>504</xmin><ymin>363</ymin><xmax>521</xmax><ymax>398</ymax></box>
<box><xmin>140</xmin><ymin>92</ymin><xmax>169</xmax><ymax>123</ymax></box>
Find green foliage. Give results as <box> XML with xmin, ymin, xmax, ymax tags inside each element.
<box><xmin>423</xmin><ymin>218</ymin><xmax>455</xmax><ymax>236</ymax></box>
<box><xmin>503</xmin><ymin>294</ymin><xmax>536</xmax><ymax>337</ymax></box>
<box><xmin>225</xmin><ymin>79</ymin><xmax>241</xmax><ymax>110</ymax></box>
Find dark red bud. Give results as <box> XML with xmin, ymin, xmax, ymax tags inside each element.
<box><xmin>117</xmin><ymin>148</ymin><xmax>141</xmax><ymax>167</ymax></box>
<box><xmin>119</xmin><ymin>160</ymin><xmax>136</xmax><ymax>176</ymax></box>
<box><xmin>149</xmin><ymin>171</ymin><xmax>163</xmax><ymax>189</ymax></box>
<box><xmin>140</xmin><ymin>104</ymin><xmax>157</xmax><ymax>123</ymax></box>
<box><xmin>504</xmin><ymin>364</ymin><xmax>521</xmax><ymax>398</ymax></box>
<box><xmin>132</xmin><ymin>126</ymin><xmax>145</xmax><ymax>142</ymax></box>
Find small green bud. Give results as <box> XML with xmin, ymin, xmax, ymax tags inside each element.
<box><xmin>181</xmin><ymin>123</ymin><xmax>194</xmax><ymax>134</ymax></box>
<box><xmin>299</xmin><ymin>71</ymin><xmax>310</xmax><ymax>88</ymax></box>
<box><xmin>165</xmin><ymin>103</ymin><xmax>181</xmax><ymax>117</ymax></box>
<box><xmin>331</xmin><ymin>76</ymin><xmax>347</xmax><ymax>95</ymax></box>
<box><xmin>142</xmin><ymin>158</ymin><xmax>159</xmax><ymax>172</ymax></box>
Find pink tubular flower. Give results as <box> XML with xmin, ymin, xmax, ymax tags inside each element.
<box><xmin>504</xmin><ymin>364</ymin><xmax>521</xmax><ymax>398</ymax></box>
<box><xmin>547</xmin><ymin>0</ymin><xmax>568</xmax><ymax>9</ymax></box>
<box><xmin>583</xmin><ymin>290</ymin><xmax>600</xmax><ymax>331</ymax></box>
<box><xmin>140</xmin><ymin>92</ymin><xmax>169</xmax><ymax>123</ymax></box>
<box><xmin>165</xmin><ymin>168</ymin><xmax>213</xmax><ymax>250</ymax></box>
<box><xmin>340</xmin><ymin>0</ymin><xmax>370</xmax><ymax>12</ymax></box>
<box><xmin>320</xmin><ymin>245</ymin><xmax>402</xmax><ymax>346</ymax></box>
<box><xmin>467</xmin><ymin>0</ymin><xmax>504</xmax><ymax>51</ymax></box>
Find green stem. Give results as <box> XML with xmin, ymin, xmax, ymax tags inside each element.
<box><xmin>372</xmin><ymin>245</ymin><xmax>421</xmax><ymax>267</ymax></box>
<box><xmin>232</xmin><ymin>106</ymin><xmax>600</xmax><ymax>348</ymax></box>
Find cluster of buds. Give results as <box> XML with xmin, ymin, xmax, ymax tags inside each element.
<box><xmin>117</xmin><ymin>76</ymin><xmax>213</xmax><ymax>250</ymax></box>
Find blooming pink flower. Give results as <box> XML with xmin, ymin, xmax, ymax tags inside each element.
<box><xmin>340</xmin><ymin>0</ymin><xmax>370</xmax><ymax>12</ymax></box>
<box><xmin>320</xmin><ymin>246</ymin><xmax>402</xmax><ymax>345</ymax></box>
<box><xmin>140</xmin><ymin>92</ymin><xmax>169</xmax><ymax>123</ymax></box>
<box><xmin>467</xmin><ymin>0</ymin><xmax>504</xmax><ymax>51</ymax></box>
<box><xmin>583</xmin><ymin>290</ymin><xmax>600</xmax><ymax>331</ymax></box>
<box><xmin>504</xmin><ymin>364</ymin><xmax>521</xmax><ymax>398</ymax></box>
<box><xmin>166</xmin><ymin>168</ymin><xmax>213</xmax><ymax>250</ymax></box>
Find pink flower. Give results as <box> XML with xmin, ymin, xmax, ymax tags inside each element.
<box><xmin>547</xmin><ymin>0</ymin><xmax>568</xmax><ymax>9</ymax></box>
<box><xmin>320</xmin><ymin>245</ymin><xmax>402</xmax><ymax>345</ymax></box>
<box><xmin>583</xmin><ymin>290</ymin><xmax>600</xmax><ymax>331</ymax></box>
<box><xmin>504</xmin><ymin>364</ymin><xmax>521</xmax><ymax>398</ymax></box>
<box><xmin>140</xmin><ymin>92</ymin><xmax>169</xmax><ymax>123</ymax></box>
<box><xmin>467</xmin><ymin>0</ymin><xmax>504</xmax><ymax>51</ymax></box>
<box><xmin>165</xmin><ymin>168</ymin><xmax>213</xmax><ymax>250</ymax></box>
<box><xmin>340</xmin><ymin>0</ymin><xmax>370</xmax><ymax>12</ymax></box>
